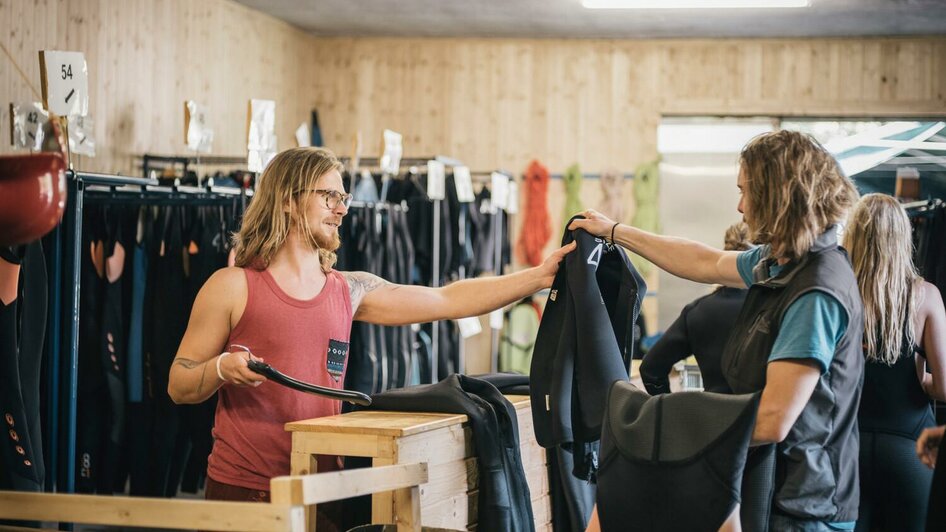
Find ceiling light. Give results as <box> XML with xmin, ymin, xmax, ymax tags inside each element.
<box><xmin>582</xmin><ymin>0</ymin><xmax>809</xmax><ymax>8</ymax></box>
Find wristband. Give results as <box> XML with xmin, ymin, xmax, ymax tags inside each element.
<box><xmin>609</xmin><ymin>222</ymin><xmax>620</xmax><ymax>245</ymax></box>
<box><xmin>216</xmin><ymin>352</ymin><xmax>231</xmax><ymax>382</ymax></box>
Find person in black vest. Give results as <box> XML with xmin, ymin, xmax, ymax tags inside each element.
<box><xmin>573</xmin><ymin>130</ymin><xmax>862</xmax><ymax>531</ymax></box>
<box><xmin>640</xmin><ymin>221</ymin><xmax>753</xmax><ymax>395</ymax></box>
<box><xmin>844</xmin><ymin>194</ymin><xmax>946</xmax><ymax>532</ymax></box>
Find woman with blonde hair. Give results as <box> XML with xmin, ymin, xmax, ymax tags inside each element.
<box><xmin>844</xmin><ymin>193</ymin><xmax>946</xmax><ymax>532</ymax></box>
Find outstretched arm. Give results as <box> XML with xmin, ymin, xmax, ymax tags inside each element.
<box><xmin>344</xmin><ymin>242</ymin><xmax>575</xmax><ymax>326</ymax></box>
<box><xmin>569</xmin><ymin>209</ymin><xmax>745</xmax><ymax>288</ymax></box>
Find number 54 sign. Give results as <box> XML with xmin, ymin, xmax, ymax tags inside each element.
<box><xmin>39</xmin><ymin>50</ymin><xmax>89</xmax><ymax>117</ymax></box>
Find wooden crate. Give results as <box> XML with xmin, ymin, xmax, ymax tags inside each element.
<box><xmin>286</xmin><ymin>395</ymin><xmax>551</xmax><ymax>531</ymax></box>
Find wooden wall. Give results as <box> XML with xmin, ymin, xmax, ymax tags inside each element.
<box><xmin>309</xmin><ymin>36</ymin><xmax>946</xmax><ymax>174</ymax></box>
<box><xmin>1</xmin><ymin>0</ymin><xmax>318</xmax><ymax>174</ymax></box>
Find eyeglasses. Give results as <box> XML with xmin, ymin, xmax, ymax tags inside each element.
<box><xmin>311</xmin><ymin>189</ymin><xmax>353</xmax><ymax>210</ymax></box>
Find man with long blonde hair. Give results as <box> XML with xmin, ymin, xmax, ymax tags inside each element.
<box><xmin>165</xmin><ymin>147</ymin><xmax>574</xmax><ymax>528</ymax></box>
<box><xmin>575</xmin><ymin>130</ymin><xmax>863</xmax><ymax>530</ymax></box>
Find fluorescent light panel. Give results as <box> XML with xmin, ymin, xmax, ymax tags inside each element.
<box><xmin>583</xmin><ymin>0</ymin><xmax>809</xmax><ymax>8</ymax></box>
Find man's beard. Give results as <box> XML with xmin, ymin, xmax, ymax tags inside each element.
<box><xmin>312</xmin><ymin>228</ymin><xmax>341</xmax><ymax>252</ymax></box>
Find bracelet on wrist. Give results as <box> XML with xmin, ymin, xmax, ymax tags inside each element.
<box><xmin>216</xmin><ymin>352</ymin><xmax>231</xmax><ymax>382</ymax></box>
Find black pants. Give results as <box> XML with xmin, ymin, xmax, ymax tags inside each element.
<box><xmin>857</xmin><ymin>431</ymin><xmax>933</xmax><ymax>532</ymax></box>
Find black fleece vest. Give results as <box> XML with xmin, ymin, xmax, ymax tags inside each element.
<box><xmin>531</xmin><ymin>217</ymin><xmax>646</xmax><ymax>479</ymax></box>
<box><xmin>721</xmin><ymin>228</ymin><xmax>864</xmax><ymax>522</ymax></box>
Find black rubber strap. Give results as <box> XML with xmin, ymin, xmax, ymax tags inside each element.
<box><xmin>247</xmin><ymin>360</ymin><xmax>372</xmax><ymax>406</ymax></box>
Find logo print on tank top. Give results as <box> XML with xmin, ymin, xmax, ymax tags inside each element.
<box><xmin>327</xmin><ymin>339</ymin><xmax>349</xmax><ymax>381</ymax></box>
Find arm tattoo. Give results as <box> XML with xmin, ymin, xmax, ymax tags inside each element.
<box><xmin>196</xmin><ymin>363</ymin><xmax>208</xmax><ymax>395</ymax></box>
<box><xmin>343</xmin><ymin>271</ymin><xmax>387</xmax><ymax>311</ymax></box>
<box><xmin>173</xmin><ymin>358</ymin><xmax>200</xmax><ymax>369</ymax></box>
<box><xmin>173</xmin><ymin>357</ymin><xmax>211</xmax><ymax>396</ymax></box>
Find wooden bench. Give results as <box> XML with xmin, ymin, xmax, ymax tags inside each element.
<box><xmin>0</xmin><ymin>463</ymin><xmax>428</xmax><ymax>532</ymax></box>
<box><xmin>286</xmin><ymin>395</ymin><xmax>552</xmax><ymax>531</ymax></box>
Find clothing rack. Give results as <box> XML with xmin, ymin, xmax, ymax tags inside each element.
<box><xmin>549</xmin><ymin>172</ymin><xmax>634</xmax><ymax>180</ymax></box>
<box><xmin>47</xmin><ymin>170</ymin><xmax>250</xmax><ymax>495</ymax></box>
<box><xmin>138</xmin><ymin>154</ymin><xmax>249</xmax><ymax>183</ymax></box>
<box><xmin>342</xmin><ymin>157</ymin><xmax>447</xmax><ymax>383</ymax></box>
<box><xmin>903</xmin><ymin>198</ymin><xmax>945</xmax><ymax>212</ymax></box>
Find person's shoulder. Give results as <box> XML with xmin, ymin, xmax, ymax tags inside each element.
<box><xmin>202</xmin><ymin>266</ymin><xmax>248</xmax><ymax>300</ymax></box>
<box><xmin>919</xmin><ymin>279</ymin><xmax>945</xmax><ymax>315</ymax></box>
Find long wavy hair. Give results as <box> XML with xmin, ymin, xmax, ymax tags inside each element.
<box><xmin>724</xmin><ymin>221</ymin><xmax>753</xmax><ymax>251</ymax></box>
<box><xmin>740</xmin><ymin>130</ymin><xmax>859</xmax><ymax>261</ymax></box>
<box><xmin>232</xmin><ymin>147</ymin><xmax>343</xmax><ymax>271</ymax></box>
<box><xmin>843</xmin><ymin>193</ymin><xmax>923</xmax><ymax>364</ymax></box>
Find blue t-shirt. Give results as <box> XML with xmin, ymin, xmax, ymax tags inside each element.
<box><xmin>736</xmin><ymin>246</ymin><xmax>848</xmax><ymax>375</ymax></box>
<box><xmin>736</xmin><ymin>247</ymin><xmax>854</xmax><ymax>529</ymax></box>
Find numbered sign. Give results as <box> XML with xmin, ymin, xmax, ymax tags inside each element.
<box><xmin>295</xmin><ymin>122</ymin><xmax>311</xmax><ymax>147</ymax></box>
<box><xmin>427</xmin><ymin>160</ymin><xmax>446</xmax><ymax>200</ymax></box>
<box><xmin>39</xmin><ymin>50</ymin><xmax>89</xmax><ymax>117</ymax></box>
<box><xmin>184</xmin><ymin>100</ymin><xmax>213</xmax><ymax>153</ymax></box>
<box><xmin>247</xmin><ymin>99</ymin><xmax>277</xmax><ymax>172</ymax></box>
<box><xmin>9</xmin><ymin>102</ymin><xmax>49</xmax><ymax>151</ymax></box>
<box><xmin>68</xmin><ymin>115</ymin><xmax>95</xmax><ymax>157</ymax></box>
<box><xmin>379</xmin><ymin>129</ymin><xmax>402</xmax><ymax>175</ymax></box>
<box><xmin>491</xmin><ymin>172</ymin><xmax>510</xmax><ymax>211</ymax></box>
<box><xmin>454</xmin><ymin>166</ymin><xmax>475</xmax><ymax>203</ymax></box>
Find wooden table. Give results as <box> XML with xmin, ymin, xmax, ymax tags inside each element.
<box><xmin>286</xmin><ymin>395</ymin><xmax>551</xmax><ymax>531</ymax></box>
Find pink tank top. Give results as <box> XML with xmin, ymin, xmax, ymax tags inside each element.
<box><xmin>207</xmin><ymin>268</ymin><xmax>352</xmax><ymax>490</ymax></box>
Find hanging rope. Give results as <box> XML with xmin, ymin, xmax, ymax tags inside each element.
<box><xmin>562</xmin><ymin>163</ymin><xmax>585</xmax><ymax>226</ymax></box>
<box><xmin>516</xmin><ymin>160</ymin><xmax>552</xmax><ymax>267</ymax></box>
<box><xmin>631</xmin><ymin>158</ymin><xmax>661</xmax><ymax>275</ymax></box>
<box><xmin>598</xmin><ymin>168</ymin><xmax>626</xmax><ymax>223</ymax></box>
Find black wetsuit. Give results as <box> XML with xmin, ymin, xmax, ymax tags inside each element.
<box><xmin>369</xmin><ymin>374</ymin><xmax>535</xmax><ymax>532</ymax></box>
<box><xmin>857</xmin><ymin>343</ymin><xmax>935</xmax><ymax>532</ymax></box>
<box><xmin>0</xmin><ymin>242</ymin><xmax>47</xmax><ymax>493</ymax></box>
<box><xmin>597</xmin><ymin>381</ymin><xmax>760</xmax><ymax>532</ymax></box>
<box><xmin>640</xmin><ymin>286</ymin><xmax>747</xmax><ymax>395</ymax></box>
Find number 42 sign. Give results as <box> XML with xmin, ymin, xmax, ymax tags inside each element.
<box><xmin>39</xmin><ymin>50</ymin><xmax>89</xmax><ymax>117</ymax></box>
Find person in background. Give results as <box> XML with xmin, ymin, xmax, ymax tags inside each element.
<box><xmin>640</xmin><ymin>221</ymin><xmax>753</xmax><ymax>395</ymax></box>
<box><xmin>576</xmin><ymin>129</ymin><xmax>862</xmax><ymax>531</ymax></box>
<box><xmin>166</xmin><ymin>147</ymin><xmax>574</xmax><ymax>531</ymax></box>
<box><xmin>844</xmin><ymin>193</ymin><xmax>946</xmax><ymax>532</ymax></box>
<box><xmin>917</xmin><ymin>424</ymin><xmax>946</xmax><ymax>529</ymax></box>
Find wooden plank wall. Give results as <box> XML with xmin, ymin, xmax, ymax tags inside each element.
<box><xmin>1</xmin><ymin>0</ymin><xmax>318</xmax><ymax>175</ymax></box>
<box><xmin>309</xmin><ymin>36</ymin><xmax>946</xmax><ymax>174</ymax></box>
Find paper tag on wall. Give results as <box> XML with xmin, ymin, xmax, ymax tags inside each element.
<box><xmin>247</xmin><ymin>99</ymin><xmax>276</xmax><ymax>172</ymax></box>
<box><xmin>456</xmin><ymin>316</ymin><xmax>483</xmax><ymax>339</ymax></box>
<box><xmin>506</xmin><ymin>179</ymin><xmax>519</xmax><ymax>214</ymax></box>
<box><xmin>380</xmin><ymin>129</ymin><xmax>403</xmax><ymax>175</ymax></box>
<box><xmin>39</xmin><ymin>50</ymin><xmax>90</xmax><ymax>117</ymax></box>
<box><xmin>184</xmin><ymin>101</ymin><xmax>213</xmax><ymax>153</ymax></box>
<box><xmin>489</xmin><ymin>308</ymin><xmax>504</xmax><ymax>330</ymax></box>
<box><xmin>454</xmin><ymin>166</ymin><xmax>475</xmax><ymax>203</ymax></box>
<box><xmin>491</xmin><ymin>172</ymin><xmax>510</xmax><ymax>211</ymax></box>
<box><xmin>295</xmin><ymin>122</ymin><xmax>311</xmax><ymax>147</ymax></box>
<box><xmin>427</xmin><ymin>160</ymin><xmax>446</xmax><ymax>200</ymax></box>
<box><xmin>10</xmin><ymin>102</ymin><xmax>48</xmax><ymax>151</ymax></box>
<box><xmin>67</xmin><ymin>114</ymin><xmax>95</xmax><ymax>157</ymax></box>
